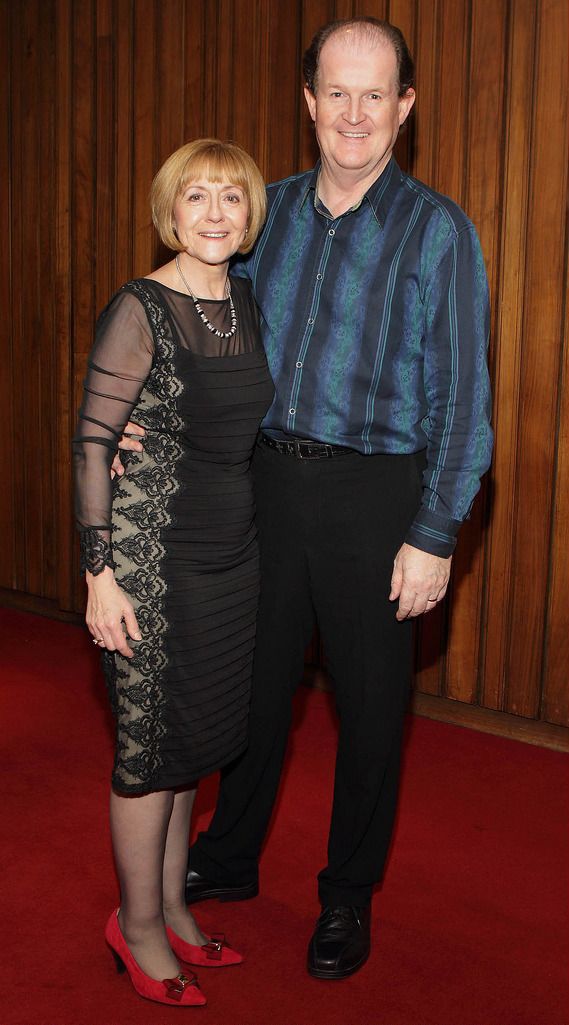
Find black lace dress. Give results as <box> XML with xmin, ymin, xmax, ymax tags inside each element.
<box><xmin>73</xmin><ymin>277</ymin><xmax>274</xmax><ymax>794</ymax></box>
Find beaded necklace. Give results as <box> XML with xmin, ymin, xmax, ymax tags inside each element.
<box><xmin>175</xmin><ymin>255</ymin><xmax>237</xmax><ymax>339</ymax></box>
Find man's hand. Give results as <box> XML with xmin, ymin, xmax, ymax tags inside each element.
<box><xmin>390</xmin><ymin>543</ymin><xmax>452</xmax><ymax>621</ymax></box>
<box><xmin>111</xmin><ymin>422</ymin><xmax>145</xmax><ymax>478</ymax></box>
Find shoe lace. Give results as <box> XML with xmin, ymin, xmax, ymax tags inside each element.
<box><xmin>320</xmin><ymin>906</ymin><xmax>361</xmax><ymax>928</ymax></box>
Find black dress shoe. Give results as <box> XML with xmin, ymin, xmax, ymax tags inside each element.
<box><xmin>185</xmin><ymin>865</ymin><xmax>259</xmax><ymax>906</ymax></box>
<box><xmin>307</xmin><ymin>905</ymin><xmax>371</xmax><ymax>979</ymax></box>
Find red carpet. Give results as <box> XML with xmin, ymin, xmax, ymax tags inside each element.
<box><xmin>1</xmin><ymin>607</ymin><xmax>567</xmax><ymax>1025</ymax></box>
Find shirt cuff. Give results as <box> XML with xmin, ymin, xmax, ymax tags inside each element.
<box><xmin>405</xmin><ymin>508</ymin><xmax>462</xmax><ymax>558</ymax></box>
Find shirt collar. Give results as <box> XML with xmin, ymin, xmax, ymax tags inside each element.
<box><xmin>298</xmin><ymin>165</ymin><xmax>320</xmax><ymax>211</ymax></box>
<box><xmin>298</xmin><ymin>158</ymin><xmax>402</xmax><ymax>228</ymax></box>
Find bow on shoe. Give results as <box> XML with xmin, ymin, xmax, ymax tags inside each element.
<box><xmin>163</xmin><ymin>972</ymin><xmax>199</xmax><ymax>1001</ymax></box>
<box><xmin>202</xmin><ymin>933</ymin><xmax>227</xmax><ymax>960</ymax></box>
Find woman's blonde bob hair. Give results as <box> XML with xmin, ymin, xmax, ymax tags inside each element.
<box><xmin>151</xmin><ymin>138</ymin><xmax>266</xmax><ymax>256</ymax></box>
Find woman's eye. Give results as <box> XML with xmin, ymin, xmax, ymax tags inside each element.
<box><xmin>225</xmin><ymin>193</ymin><xmax>240</xmax><ymax>203</ymax></box>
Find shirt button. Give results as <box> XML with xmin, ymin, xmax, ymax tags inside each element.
<box><xmin>328</xmin><ymin>229</ymin><xmax>335</xmax><ymax>236</ymax></box>
<box><xmin>289</xmin><ymin>407</ymin><xmax>296</xmax><ymax>415</ymax></box>
<box><xmin>316</xmin><ymin>273</ymin><xmax>323</xmax><ymax>280</ymax></box>
<box><xmin>296</xmin><ymin>361</ymin><xmax>303</xmax><ymax>368</ymax></box>
<box><xmin>308</xmin><ymin>318</ymin><xmax>314</xmax><ymax>325</ymax></box>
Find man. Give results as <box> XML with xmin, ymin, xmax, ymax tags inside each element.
<box><xmin>122</xmin><ymin>17</ymin><xmax>492</xmax><ymax>980</ymax></box>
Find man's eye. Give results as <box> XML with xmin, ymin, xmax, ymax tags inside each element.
<box><xmin>368</xmin><ymin>93</ymin><xmax>382</xmax><ymax>101</ymax></box>
<box><xmin>330</xmin><ymin>91</ymin><xmax>344</xmax><ymax>98</ymax></box>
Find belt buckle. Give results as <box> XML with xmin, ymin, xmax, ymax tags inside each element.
<box><xmin>293</xmin><ymin>439</ymin><xmax>305</xmax><ymax>459</ymax></box>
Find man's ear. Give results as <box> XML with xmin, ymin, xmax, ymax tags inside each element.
<box><xmin>398</xmin><ymin>88</ymin><xmax>416</xmax><ymax>127</ymax></box>
<box><xmin>304</xmin><ymin>85</ymin><xmax>317</xmax><ymax>123</ymax></box>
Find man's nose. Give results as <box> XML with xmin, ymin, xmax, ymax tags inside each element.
<box><xmin>345</xmin><ymin>99</ymin><xmax>365</xmax><ymax>124</ymax></box>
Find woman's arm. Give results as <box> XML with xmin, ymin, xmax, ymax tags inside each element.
<box><xmin>72</xmin><ymin>290</ymin><xmax>154</xmax><ymax>655</ymax></box>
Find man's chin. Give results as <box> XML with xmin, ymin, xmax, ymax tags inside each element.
<box><xmin>331</xmin><ymin>153</ymin><xmax>374</xmax><ymax>175</ymax></box>
<box><xmin>328</xmin><ymin>149</ymin><xmax>392</xmax><ymax>180</ymax></box>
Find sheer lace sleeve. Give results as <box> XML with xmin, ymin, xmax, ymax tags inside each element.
<box><xmin>72</xmin><ymin>290</ymin><xmax>154</xmax><ymax>574</ymax></box>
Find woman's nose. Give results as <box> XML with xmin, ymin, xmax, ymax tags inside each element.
<box><xmin>207</xmin><ymin>197</ymin><xmax>223</xmax><ymax>221</ymax></box>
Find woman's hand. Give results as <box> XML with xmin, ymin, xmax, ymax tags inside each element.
<box><xmin>111</xmin><ymin>422</ymin><xmax>145</xmax><ymax>478</ymax></box>
<box><xmin>86</xmin><ymin>566</ymin><xmax>142</xmax><ymax>657</ymax></box>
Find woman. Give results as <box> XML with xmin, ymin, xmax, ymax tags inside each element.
<box><xmin>73</xmin><ymin>139</ymin><xmax>272</xmax><ymax>1007</ymax></box>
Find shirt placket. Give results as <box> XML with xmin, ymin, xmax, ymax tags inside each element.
<box><xmin>286</xmin><ymin>220</ymin><xmax>339</xmax><ymax>433</ymax></box>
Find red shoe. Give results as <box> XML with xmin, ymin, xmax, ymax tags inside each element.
<box><xmin>167</xmin><ymin>926</ymin><xmax>243</xmax><ymax>967</ymax></box>
<box><xmin>105</xmin><ymin>909</ymin><xmax>206</xmax><ymax>1006</ymax></box>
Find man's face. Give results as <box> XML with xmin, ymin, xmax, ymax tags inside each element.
<box><xmin>304</xmin><ymin>32</ymin><xmax>415</xmax><ymax>184</ymax></box>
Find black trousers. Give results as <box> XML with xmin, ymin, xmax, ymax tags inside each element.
<box><xmin>191</xmin><ymin>438</ymin><xmax>425</xmax><ymax>907</ymax></box>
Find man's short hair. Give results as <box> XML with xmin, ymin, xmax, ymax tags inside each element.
<box><xmin>303</xmin><ymin>17</ymin><xmax>415</xmax><ymax>98</ymax></box>
<box><xmin>151</xmin><ymin>139</ymin><xmax>266</xmax><ymax>256</ymax></box>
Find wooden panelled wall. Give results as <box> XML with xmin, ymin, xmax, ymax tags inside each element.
<box><xmin>1</xmin><ymin>0</ymin><xmax>567</xmax><ymax>747</ymax></box>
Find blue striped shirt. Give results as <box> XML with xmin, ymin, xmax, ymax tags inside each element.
<box><xmin>234</xmin><ymin>158</ymin><xmax>492</xmax><ymax>557</ymax></box>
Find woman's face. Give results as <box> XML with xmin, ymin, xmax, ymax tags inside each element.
<box><xmin>173</xmin><ymin>179</ymin><xmax>249</xmax><ymax>266</ymax></box>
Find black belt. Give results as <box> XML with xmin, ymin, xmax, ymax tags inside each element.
<box><xmin>260</xmin><ymin>433</ymin><xmax>355</xmax><ymax>459</ymax></box>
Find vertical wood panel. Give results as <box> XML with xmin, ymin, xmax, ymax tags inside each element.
<box><xmin>387</xmin><ymin>0</ymin><xmax>414</xmax><ymax>37</ymax></box>
<box><xmin>435</xmin><ymin>0</ymin><xmax>469</xmax><ymax>205</ymax></box>
<box><xmin>55</xmin><ymin>0</ymin><xmax>75</xmax><ymax>610</ymax></box>
<box><xmin>201</xmin><ymin>1</ymin><xmax>219</xmax><ymax>133</ymax></box>
<box><xmin>543</xmin><ymin>249</ymin><xmax>569</xmax><ymax>725</ymax></box>
<box><xmin>13</xmin><ymin>0</ymin><xmax>56</xmax><ymax>597</ymax></box>
<box><xmin>181</xmin><ymin>1</ymin><xmax>206</xmax><ymax>144</ymax></box>
<box><xmin>265</xmin><ymin>0</ymin><xmax>302</xmax><ymax>182</ymax></box>
<box><xmin>444</xmin><ymin>0</ymin><xmax>507</xmax><ymax>704</ymax></box>
<box><xmin>0</xmin><ymin>0</ymin><xmax>14</xmax><ymax>588</ymax></box>
<box><xmin>95</xmin><ymin>0</ymin><xmax>114</xmax><ymax>312</ymax></box>
<box><xmin>414</xmin><ymin>606</ymin><xmax>446</xmax><ymax>696</ymax></box>
<box><xmin>210</xmin><ymin>0</ymin><xmax>235</xmax><ymax>140</ymax></box>
<box><xmin>72</xmin><ymin>0</ymin><xmax>96</xmax><ymax>364</ymax></box>
<box><xmin>413</xmin><ymin>0</ymin><xmax>439</xmax><ymax>186</ymax></box>
<box><xmin>1</xmin><ymin>0</ymin><xmax>567</xmax><ymax>742</ymax></box>
<box><xmin>155</xmin><ymin>0</ymin><xmax>185</xmax><ymax>162</ymax></box>
<box><xmin>232</xmin><ymin>0</ymin><xmax>268</xmax><ymax>161</ymax></box>
<box><xmin>334</xmin><ymin>0</ymin><xmax>356</xmax><ymax>19</ymax></box>
<box><xmin>482</xmin><ymin>0</ymin><xmax>536</xmax><ymax>710</ymax></box>
<box><xmin>114</xmin><ymin>0</ymin><xmax>134</xmax><ymax>287</ymax></box>
<box><xmin>39</xmin><ymin>0</ymin><xmax>59</xmax><ymax>600</ymax></box>
<box><xmin>505</xmin><ymin>0</ymin><xmax>567</xmax><ymax>717</ymax></box>
<box><xmin>17</xmin><ymin>1</ymin><xmax>38</xmax><ymax>593</ymax></box>
<box><xmin>10</xmin><ymin>3</ymin><xmax>28</xmax><ymax>592</ymax></box>
<box><xmin>183</xmin><ymin>0</ymin><xmax>207</xmax><ymax>142</ymax></box>
<box><xmin>71</xmin><ymin>0</ymin><xmax>96</xmax><ymax>610</ymax></box>
<box><xmin>132</xmin><ymin>0</ymin><xmax>156</xmax><ymax>277</ymax></box>
<box><xmin>352</xmin><ymin>0</ymin><xmax>387</xmax><ymax>19</ymax></box>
